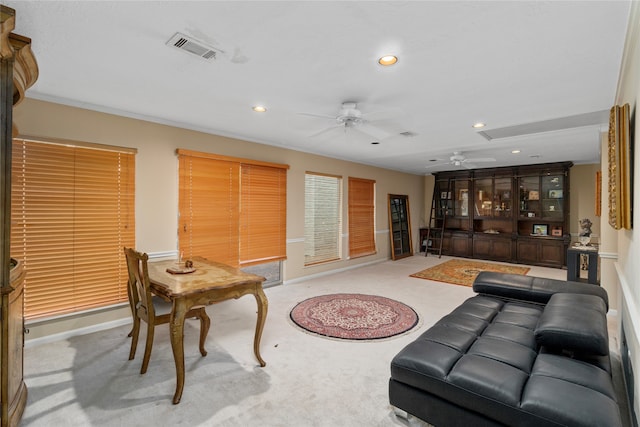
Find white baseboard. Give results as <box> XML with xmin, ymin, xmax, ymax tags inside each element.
<box><xmin>25</xmin><ymin>317</ymin><xmax>132</xmax><ymax>348</ymax></box>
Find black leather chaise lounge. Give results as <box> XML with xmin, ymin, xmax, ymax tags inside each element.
<box><xmin>389</xmin><ymin>271</ymin><xmax>622</xmax><ymax>427</ymax></box>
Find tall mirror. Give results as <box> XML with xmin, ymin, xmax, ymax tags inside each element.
<box><xmin>388</xmin><ymin>194</ymin><xmax>413</xmax><ymax>260</ymax></box>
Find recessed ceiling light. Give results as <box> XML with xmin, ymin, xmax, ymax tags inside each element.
<box><xmin>512</xmin><ymin>150</ymin><xmax>521</xmax><ymax>154</ymax></box>
<box><xmin>472</xmin><ymin>122</ymin><xmax>486</xmax><ymax>129</ymax></box>
<box><xmin>252</xmin><ymin>105</ymin><xmax>267</xmax><ymax>113</ymax></box>
<box><xmin>378</xmin><ymin>55</ymin><xmax>398</xmax><ymax>66</ymax></box>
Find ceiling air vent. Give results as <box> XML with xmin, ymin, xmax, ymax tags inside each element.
<box><xmin>399</xmin><ymin>131</ymin><xmax>416</xmax><ymax>137</ymax></box>
<box><xmin>477</xmin><ymin>110</ymin><xmax>609</xmax><ymax>141</ymax></box>
<box><xmin>166</xmin><ymin>32</ymin><xmax>222</xmax><ymax>60</ymax></box>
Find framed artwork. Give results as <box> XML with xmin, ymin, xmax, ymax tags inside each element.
<box><xmin>595</xmin><ymin>170</ymin><xmax>602</xmax><ymax>217</ymax></box>
<box><xmin>532</xmin><ymin>224</ymin><xmax>548</xmax><ymax>236</ymax></box>
<box><xmin>548</xmin><ymin>189</ymin><xmax>563</xmax><ymax>199</ymax></box>
<box><xmin>551</xmin><ymin>226</ymin><xmax>563</xmax><ymax>237</ymax></box>
<box><xmin>528</xmin><ymin>191</ymin><xmax>539</xmax><ymax>200</ymax></box>
<box><xmin>608</xmin><ymin>103</ymin><xmax>632</xmax><ymax>230</ymax></box>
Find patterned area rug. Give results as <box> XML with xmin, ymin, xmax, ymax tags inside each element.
<box><xmin>289</xmin><ymin>293</ymin><xmax>419</xmax><ymax>341</ymax></box>
<box><xmin>410</xmin><ymin>259</ymin><xmax>530</xmax><ymax>287</ymax></box>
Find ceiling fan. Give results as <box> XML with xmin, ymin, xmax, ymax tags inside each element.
<box><xmin>426</xmin><ymin>151</ymin><xmax>496</xmax><ymax>169</ymax></box>
<box><xmin>297</xmin><ymin>102</ymin><xmax>403</xmax><ymax>141</ymax></box>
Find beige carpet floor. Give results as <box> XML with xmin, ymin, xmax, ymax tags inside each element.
<box><xmin>21</xmin><ymin>255</ymin><xmax>625</xmax><ymax>427</ymax></box>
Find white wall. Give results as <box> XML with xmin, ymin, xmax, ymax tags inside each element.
<box><xmin>610</xmin><ymin>1</ymin><xmax>640</xmax><ymax>420</ymax></box>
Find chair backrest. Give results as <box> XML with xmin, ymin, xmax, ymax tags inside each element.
<box><xmin>124</xmin><ymin>247</ymin><xmax>155</xmax><ymax>321</ymax></box>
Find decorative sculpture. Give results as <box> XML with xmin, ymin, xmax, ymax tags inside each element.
<box><xmin>578</xmin><ymin>218</ymin><xmax>593</xmax><ymax>237</ymax></box>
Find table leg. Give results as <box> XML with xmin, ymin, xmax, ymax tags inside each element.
<box><xmin>253</xmin><ymin>287</ymin><xmax>268</xmax><ymax>367</ymax></box>
<box><xmin>169</xmin><ymin>299</ymin><xmax>188</xmax><ymax>404</ymax></box>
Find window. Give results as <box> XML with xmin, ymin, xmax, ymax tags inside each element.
<box><xmin>240</xmin><ymin>164</ymin><xmax>287</xmax><ymax>266</ymax></box>
<box><xmin>304</xmin><ymin>172</ymin><xmax>342</xmax><ymax>265</ymax></box>
<box><xmin>177</xmin><ymin>149</ymin><xmax>288</xmax><ymax>268</ymax></box>
<box><xmin>179</xmin><ymin>155</ymin><xmax>240</xmax><ymax>267</ymax></box>
<box><xmin>11</xmin><ymin>138</ymin><xmax>136</xmax><ymax>319</ymax></box>
<box><xmin>348</xmin><ymin>177</ymin><xmax>376</xmax><ymax>258</ymax></box>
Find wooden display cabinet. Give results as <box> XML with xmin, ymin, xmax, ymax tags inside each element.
<box><xmin>1</xmin><ymin>7</ymin><xmax>39</xmax><ymax>426</ymax></box>
<box><xmin>431</xmin><ymin>162</ymin><xmax>571</xmax><ymax>268</ymax></box>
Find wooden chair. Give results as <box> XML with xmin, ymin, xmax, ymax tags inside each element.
<box><xmin>124</xmin><ymin>247</ymin><xmax>210</xmax><ymax>374</ymax></box>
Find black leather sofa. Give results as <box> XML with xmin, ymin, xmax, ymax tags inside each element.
<box><xmin>389</xmin><ymin>271</ymin><xmax>623</xmax><ymax>427</ymax></box>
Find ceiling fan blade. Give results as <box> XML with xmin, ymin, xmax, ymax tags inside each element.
<box><xmin>463</xmin><ymin>163</ymin><xmax>478</xmax><ymax>169</ymax></box>
<box><xmin>357</xmin><ymin>122</ymin><xmax>392</xmax><ymax>140</ymax></box>
<box><xmin>297</xmin><ymin>112</ymin><xmax>336</xmax><ymax>120</ymax></box>
<box><xmin>308</xmin><ymin>124</ymin><xmax>343</xmax><ymax>138</ymax></box>
<box><xmin>464</xmin><ymin>157</ymin><xmax>496</xmax><ymax>162</ymax></box>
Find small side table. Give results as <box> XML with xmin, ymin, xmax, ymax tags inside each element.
<box><xmin>567</xmin><ymin>246</ymin><xmax>599</xmax><ymax>285</ymax></box>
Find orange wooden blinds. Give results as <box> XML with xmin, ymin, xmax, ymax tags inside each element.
<box><xmin>240</xmin><ymin>164</ymin><xmax>287</xmax><ymax>266</ymax></box>
<box><xmin>348</xmin><ymin>177</ymin><xmax>376</xmax><ymax>258</ymax></box>
<box><xmin>177</xmin><ymin>150</ymin><xmax>288</xmax><ymax>268</ymax></box>
<box><xmin>178</xmin><ymin>155</ymin><xmax>240</xmax><ymax>267</ymax></box>
<box><xmin>11</xmin><ymin>138</ymin><xmax>136</xmax><ymax>319</ymax></box>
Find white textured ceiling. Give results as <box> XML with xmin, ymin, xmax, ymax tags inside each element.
<box><xmin>6</xmin><ymin>1</ymin><xmax>631</xmax><ymax>174</ymax></box>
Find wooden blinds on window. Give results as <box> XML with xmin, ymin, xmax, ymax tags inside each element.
<box><xmin>11</xmin><ymin>138</ymin><xmax>136</xmax><ymax>319</ymax></box>
<box><xmin>348</xmin><ymin>177</ymin><xmax>376</xmax><ymax>258</ymax></box>
<box><xmin>178</xmin><ymin>155</ymin><xmax>239</xmax><ymax>267</ymax></box>
<box><xmin>240</xmin><ymin>164</ymin><xmax>287</xmax><ymax>266</ymax></box>
<box><xmin>177</xmin><ymin>149</ymin><xmax>288</xmax><ymax>268</ymax></box>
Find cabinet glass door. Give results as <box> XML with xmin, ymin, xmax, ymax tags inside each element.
<box><xmin>454</xmin><ymin>180</ymin><xmax>470</xmax><ymax>217</ymax></box>
<box><xmin>435</xmin><ymin>180</ymin><xmax>453</xmax><ymax>217</ymax></box>
<box><xmin>541</xmin><ymin>174</ymin><xmax>564</xmax><ymax>219</ymax></box>
<box><xmin>474</xmin><ymin>178</ymin><xmax>493</xmax><ymax>217</ymax></box>
<box><xmin>518</xmin><ymin>176</ymin><xmax>540</xmax><ymax>219</ymax></box>
<box><xmin>494</xmin><ymin>178</ymin><xmax>512</xmax><ymax>218</ymax></box>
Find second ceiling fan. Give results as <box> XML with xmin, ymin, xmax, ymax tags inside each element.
<box><xmin>426</xmin><ymin>151</ymin><xmax>496</xmax><ymax>170</ymax></box>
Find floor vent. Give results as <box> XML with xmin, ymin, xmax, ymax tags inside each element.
<box><xmin>166</xmin><ymin>32</ymin><xmax>222</xmax><ymax>60</ymax></box>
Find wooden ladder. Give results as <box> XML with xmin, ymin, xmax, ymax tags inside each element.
<box><xmin>425</xmin><ymin>178</ymin><xmax>451</xmax><ymax>257</ymax></box>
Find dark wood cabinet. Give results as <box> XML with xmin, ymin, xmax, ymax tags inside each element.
<box><xmin>473</xmin><ymin>234</ymin><xmax>513</xmax><ymax>262</ymax></box>
<box><xmin>449</xmin><ymin>232</ymin><xmax>473</xmax><ymax>257</ymax></box>
<box><xmin>431</xmin><ymin>162</ymin><xmax>571</xmax><ymax>268</ymax></box>
<box><xmin>516</xmin><ymin>237</ymin><xmax>565</xmax><ymax>268</ymax></box>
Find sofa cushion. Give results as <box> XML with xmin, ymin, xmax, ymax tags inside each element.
<box><xmin>472</xmin><ymin>271</ymin><xmax>609</xmax><ymax>309</ymax></box>
<box><xmin>535</xmin><ymin>293</ymin><xmax>609</xmax><ymax>355</ymax></box>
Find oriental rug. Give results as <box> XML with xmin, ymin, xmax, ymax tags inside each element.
<box><xmin>289</xmin><ymin>293</ymin><xmax>419</xmax><ymax>341</ymax></box>
<box><xmin>410</xmin><ymin>259</ymin><xmax>530</xmax><ymax>287</ymax></box>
